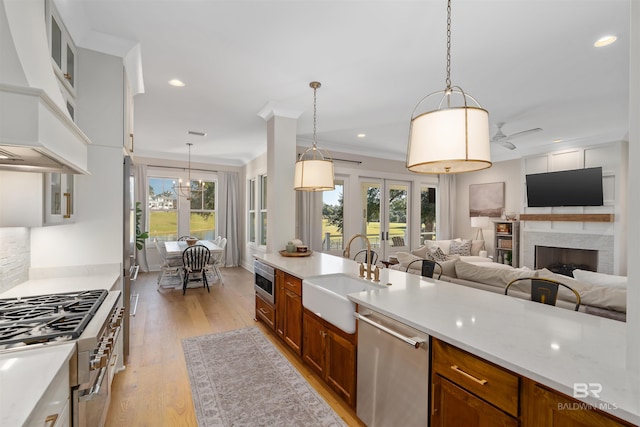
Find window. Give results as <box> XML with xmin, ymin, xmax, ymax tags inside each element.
<box><xmin>421</xmin><ymin>186</ymin><xmax>437</xmax><ymax>243</ymax></box>
<box><xmin>148</xmin><ymin>177</ymin><xmax>178</xmax><ymax>241</ymax></box>
<box><xmin>259</xmin><ymin>175</ymin><xmax>267</xmax><ymax>246</ymax></box>
<box><xmin>189</xmin><ymin>180</ymin><xmax>216</xmax><ymax>240</ymax></box>
<box><xmin>322</xmin><ymin>179</ymin><xmax>344</xmax><ymax>252</ymax></box>
<box><xmin>248</xmin><ymin>178</ymin><xmax>256</xmax><ymax>243</ymax></box>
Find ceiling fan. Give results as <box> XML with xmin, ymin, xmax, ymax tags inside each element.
<box><xmin>491</xmin><ymin>122</ymin><xmax>542</xmax><ymax>150</ymax></box>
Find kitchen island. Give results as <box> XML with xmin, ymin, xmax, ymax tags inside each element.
<box><xmin>255</xmin><ymin>252</ymin><xmax>639</xmax><ymax>425</ymax></box>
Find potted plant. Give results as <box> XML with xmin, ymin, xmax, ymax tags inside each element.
<box><xmin>135</xmin><ymin>201</ymin><xmax>149</xmax><ymax>250</ymax></box>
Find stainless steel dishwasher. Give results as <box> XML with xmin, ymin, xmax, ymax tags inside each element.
<box><xmin>355</xmin><ymin>308</ymin><xmax>429</xmax><ymax>427</ymax></box>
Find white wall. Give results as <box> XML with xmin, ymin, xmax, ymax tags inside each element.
<box><xmin>454</xmin><ymin>159</ymin><xmax>521</xmax><ymax>257</ymax></box>
<box><xmin>31</xmin><ymin>48</ymin><xmax>125</xmax><ymax>269</ymax></box>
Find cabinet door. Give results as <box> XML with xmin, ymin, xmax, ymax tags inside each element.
<box><xmin>255</xmin><ymin>294</ymin><xmax>275</xmax><ymax>330</ymax></box>
<box><xmin>522</xmin><ymin>379</ymin><xmax>633</xmax><ymax>427</ymax></box>
<box><xmin>325</xmin><ymin>326</ymin><xmax>356</xmax><ymax>407</ymax></box>
<box><xmin>302</xmin><ymin>310</ymin><xmax>325</xmax><ymax>377</ymax></box>
<box><xmin>283</xmin><ymin>289</ymin><xmax>302</xmax><ymax>355</ymax></box>
<box><xmin>45</xmin><ymin>173</ymin><xmax>75</xmax><ymax>224</ymax></box>
<box><xmin>47</xmin><ymin>3</ymin><xmax>76</xmax><ymax>95</ymax></box>
<box><xmin>432</xmin><ymin>375</ymin><xmax>518</xmax><ymax>427</ymax></box>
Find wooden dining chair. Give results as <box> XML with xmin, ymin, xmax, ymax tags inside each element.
<box><xmin>406</xmin><ymin>259</ymin><xmax>442</xmax><ymax>279</ymax></box>
<box><xmin>353</xmin><ymin>249</ymin><xmax>378</xmax><ymax>265</ymax></box>
<box><xmin>182</xmin><ymin>245</ymin><xmax>211</xmax><ymax>294</ymax></box>
<box><xmin>504</xmin><ymin>277</ymin><xmax>581</xmax><ymax>311</ymax></box>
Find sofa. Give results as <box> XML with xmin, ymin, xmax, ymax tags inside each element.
<box><xmin>390</xmin><ymin>239</ymin><xmax>627</xmax><ymax>321</ymax></box>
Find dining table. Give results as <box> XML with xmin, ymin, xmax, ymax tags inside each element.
<box><xmin>161</xmin><ymin>240</ymin><xmax>224</xmax><ymax>289</ymax></box>
<box><xmin>164</xmin><ymin>239</ymin><xmax>223</xmax><ymax>259</ymax></box>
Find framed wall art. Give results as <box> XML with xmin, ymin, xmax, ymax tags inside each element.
<box><xmin>469</xmin><ymin>182</ymin><xmax>505</xmax><ymax>217</ymax></box>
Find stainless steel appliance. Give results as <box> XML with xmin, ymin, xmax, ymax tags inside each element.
<box><xmin>355</xmin><ymin>308</ymin><xmax>429</xmax><ymax>427</ymax></box>
<box><xmin>254</xmin><ymin>259</ymin><xmax>275</xmax><ymax>304</ymax></box>
<box><xmin>0</xmin><ymin>289</ymin><xmax>123</xmax><ymax>427</ymax></box>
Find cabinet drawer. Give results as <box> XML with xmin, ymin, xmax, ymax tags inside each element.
<box><xmin>255</xmin><ymin>294</ymin><xmax>275</xmax><ymax>330</ymax></box>
<box><xmin>283</xmin><ymin>273</ymin><xmax>302</xmax><ymax>296</ymax></box>
<box><xmin>432</xmin><ymin>338</ymin><xmax>519</xmax><ymax>417</ymax></box>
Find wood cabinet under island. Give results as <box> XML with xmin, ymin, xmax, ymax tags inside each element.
<box><xmin>254</xmin><ymin>252</ymin><xmax>639</xmax><ymax>426</ymax></box>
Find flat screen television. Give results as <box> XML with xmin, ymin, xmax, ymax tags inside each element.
<box><xmin>525</xmin><ymin>167</ymin><xmax>603</xmax><ymax>207</ymax></box>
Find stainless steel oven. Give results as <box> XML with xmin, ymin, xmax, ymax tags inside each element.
<box><xmin>0</xmin><ymin>289</ymin><xmax>122</xmax><ymax>427</ymax></box>
<box><xmin>72</xmin><ymin>291</ymin><xmax>124</xmax><ymax>427</ymax></box>
<box><xmin>254</xmin><ymin>259</ymin><xmax>275</xmax><ymax>304</ymax></box>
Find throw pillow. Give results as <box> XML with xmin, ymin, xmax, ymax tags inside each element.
<box><xmin>429</xmin><ymin>246</ymin><xmax>448</xmax><ymax>262</ymax></box>
<box><xmin>470</xmin><ymin>240</ymin><xmax>485</xmax><ymax>256</ymax></box>
<box><xmin>410</xmin><ymin>245</ymin><xmax>429</xmax><ymax>259</ymax></box>
<box><xmin>449</xmin><ymin>239</ymin><xmax>472</xmax><ymax>256</ymax></box>
<box><xmin>572</xmin><ymin>269</ymin><xmax>627</xmax><ymax>289</ymax></box>
<box><xmin>424</xmin><ymin>239</ymin><xmax>452</xmax><ymax>255</ymax></box>
<box><xmin>395</xmin><ymin>252</ymin><xmax>423</xmax><ymax>269</ymax></box>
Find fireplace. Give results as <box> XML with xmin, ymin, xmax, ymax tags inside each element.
<box><xmin>535</xmin><ymin>246</ymin><xmax>598</xmax><ymax>276</ymax></box>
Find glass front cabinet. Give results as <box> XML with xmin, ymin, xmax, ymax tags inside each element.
<box><xmin>45</xmin><ymin>173</ymin><xmax>75</xmax><ymax>224</ymax></box>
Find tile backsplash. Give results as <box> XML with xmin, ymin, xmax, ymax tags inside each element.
<box><xmin>0</xmin><ymin>228</ymin><xmax>30</xmax><ymax>293</ymax></box>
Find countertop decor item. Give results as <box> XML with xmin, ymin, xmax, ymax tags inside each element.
<box><xmin>279</xmin><ymin>250</ymin><xmax>312</xmax><ymax>257</ymax></box>
<box><xmin>294</xmin><ymin>82</ymin><xmax>335</xmax><ymax>191</ymax></box>
<box><xmin>406</xmin><ymin>0</ymin><xmax>491</xmax><ymax>174</ymax></box>
<box><xmin>186</xmin><ymin>237</ymin><xmax>198</xmax><ymax>246</ymax></box>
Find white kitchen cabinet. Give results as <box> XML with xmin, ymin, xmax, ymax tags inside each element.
<box><xmin>25</xmin><ymin>358</ymin><xmax>70</xmax><ymax>427</ymax></box>
<box><xmin>123</xmin><ymin>75</ymin><xmax>135</xmax><ymax>154</ymax></box>
<box><xmin>46</xmin><ymin>1</ymin><xmax>76</xmax><ymax>100</ymax></box>
<box><xmin>0</xmin><ymin>171</ymin><xmax>75</xmax><ymax>227</ymax></box>
<box><xmin>44</xmin><ymin>172</ymin><xmax>75</xmax><ymax>224</ymax></box>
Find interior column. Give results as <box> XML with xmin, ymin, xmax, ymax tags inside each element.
<box><xmin>258</xmin><ymin>102</ymin><xmax>303</xmax><ymax>253</ymax></box>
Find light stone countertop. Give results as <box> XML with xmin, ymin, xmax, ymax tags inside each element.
<box><xmin>0</xmin><ymin>271</ymin><xmax>121</xmax><ymax>426</ymax></box>
<box><xmin>257</xmin><ymin>252</ymin><xmax>640</xmax><ymax>425</ymax></box>
<box><xmin>0</xmin><ymin>343</ymin><xmax>75</xmax><ymax>427</ymax></box>
<box><xmin>0</xmin><ymin>273</ymin><xmax>120</xmax><ymax>298</ymax></box>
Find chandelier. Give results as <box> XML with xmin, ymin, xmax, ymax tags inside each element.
<box><xmin>406</xmin><ymin>0</ymin><xmax>491</xmax><ymax>174</ymax></box>
<box><xmin>173</xmin><ymin>142</ymin><xmax>204</xmax><ymax>201</ymax></box>
<box><xmin>294</xmin><ymin>81</ymin><xmax>335</xmax><ymax>191</ymax></box>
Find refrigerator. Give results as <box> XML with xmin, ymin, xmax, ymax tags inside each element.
<box><xmin>122</xmin><ymin>155</ymin><xmax>135</xmax><ymax>360</ymax></box>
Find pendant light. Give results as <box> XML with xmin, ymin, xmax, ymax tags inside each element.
<box><xmin>294</xmin><ymin>81</ymin><xmax>335</xmax><ymax>191</ymax></box>
<box><xmin>407</xmin><ymin>0</ymin><xmax>491</xmax><ymax>174</ymax></box>
<box><xmin>173</xmin><ymin>142</ymin><xmax>204</xmax><ymax>200</ymax></box>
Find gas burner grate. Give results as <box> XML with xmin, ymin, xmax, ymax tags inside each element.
<box><xmin>0</xmin><ymin>289</ymin><xmax>108</xmax><ymax>347</ymax></box>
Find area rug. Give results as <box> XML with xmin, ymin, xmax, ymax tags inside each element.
<box><xmin>182</xmin><ymin>327</ymin><xmax>348</xmax><ymax>427</ymax></box>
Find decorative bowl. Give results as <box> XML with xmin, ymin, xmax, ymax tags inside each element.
<box><xmin>186</xmin><ymin>238</ymin><xmax>198</xmax><ymax>246</ymax></box>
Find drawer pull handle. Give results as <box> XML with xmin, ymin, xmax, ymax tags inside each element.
<box><xmin>259</xmin><ymin>308</ymin><xmax>269</xmax><ymax>315</ymax></box>
<box><xmin>45</xmin><ymin>414</ymin><xmax>59</xmax><ymax>427</ymax></box>
<box><xmin>450</xmin><ymin>365</ymin><xmax>488</xmax><ymax>385</ymax></box>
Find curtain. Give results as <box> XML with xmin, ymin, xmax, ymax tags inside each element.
<box><xmin>296</xmin><ymin>191</ymin><xmax>323</xmax><ymax>252</ymax></box>
<box><xmin>134</xmin><ymin>163</ymin><xmax>150</xmax><ymax>272</ymax></box>
<box><xmin>438</xmin><ymin>174</ymin><xmax>456</xmax><ymax>240</ymax></box>
<box><xmin>218</xmin><ymin>171</ymin><xmax>240</xmax><ymax>267</ymax></box>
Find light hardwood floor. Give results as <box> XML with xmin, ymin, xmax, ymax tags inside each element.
<box><xmin>106</xmin><ymin>268</ymin><xmax>364</xmax><ymax>427</ymax></box>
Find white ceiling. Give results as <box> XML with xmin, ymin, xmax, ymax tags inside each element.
<box><xmin>55</xmin><ymin>0</ymin><xmax>630</xmax><ymax>167</ymax></box>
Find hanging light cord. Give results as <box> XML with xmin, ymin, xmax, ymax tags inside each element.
<box><xmin>445</xmin><ymin>0</ymin><xmax>452</xmax><ymax>90</ymax></box>
<box><xmin>311</xmin><ymin>81</ymin><xmax>320</xmax><ymax>149</ymax></box>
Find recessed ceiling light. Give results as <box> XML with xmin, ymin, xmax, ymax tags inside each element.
<box><xmin>168</xmin><ymin>79</ymin><xmax>186</xmax><ymax>87</ymax></box>
<box><xmin>552</xmin><ymin>138</ymin><xmax>563</xmax><ymax>143</ymax></box>
<box><xmin>594</xmin><ymin>35</ymin><xmax>617</xmax><ymax>47</ymax></box>
<box><xmin>357</xmin><ymin>133</ymin><xmax>366</xmax><ymax>138</ymax></box>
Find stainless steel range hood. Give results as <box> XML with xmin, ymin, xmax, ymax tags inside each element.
<box><xmin>0</xmin><ymin>1</ymin><xmax>90</xmax><ymax>174</ymax></box>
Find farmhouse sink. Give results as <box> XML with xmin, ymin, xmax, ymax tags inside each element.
<box><xmin>302</xmin><ymin>273</ymin><xmax>387</xmax><ymax>334</ymax></box>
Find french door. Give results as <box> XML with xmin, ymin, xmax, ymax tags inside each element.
<box><xmin>359</xmin><ymin>178</ymin><xmax>411</xmax><ymax>260</ymax></box>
